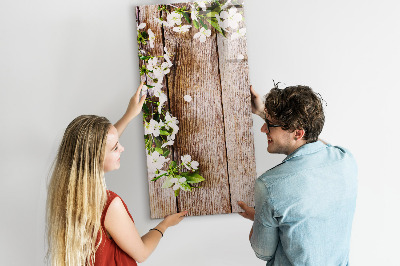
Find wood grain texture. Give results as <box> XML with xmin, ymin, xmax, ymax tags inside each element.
<box><xmin>164</xmin><ymin>3</ymin><xmax>231</xmax><ymax>216</ymax></box>
<box><xmin>216</xmin><ymin>5</ymin><xmax>257</xmax><ymax>212</ymax></box>
<box><xmin>137</xmin><ymin>5</ymin><xmax>177</xmax><ymax>219</ymax></box>
<box><xmin>137</xmin><ymin>2</ymin><xmax>257</xmax><ymax>218</ymax></box>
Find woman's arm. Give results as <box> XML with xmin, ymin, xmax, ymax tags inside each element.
<box><xmin>114</xmin><ymin>82</ymin><xmax>146</xmax><ymax>137</ymax></box>
<box><xmin>104</xmin><ymin>197</ymin><xmax>187</xmax><ymax>263</ymax></box>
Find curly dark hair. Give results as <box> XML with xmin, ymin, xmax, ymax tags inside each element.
<box><xmin>264</xmin><ymin>85</ymin><xmax>325</xmax><ymax>143</ymax></box>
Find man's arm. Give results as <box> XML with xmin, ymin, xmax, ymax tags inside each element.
<box><xmin>114</xmin><ymin>82</ymin><xmax>146</xmax><ymax>137</ymax></box>
<box><xmin>249</xmin><ymin>179</ymin><xmax>279</xmax><ymax>262</ymax></box>
<box><xmin>250</xmin><ymin>85</ymin><xmax>266</xmax><ymax>119</ymax></box>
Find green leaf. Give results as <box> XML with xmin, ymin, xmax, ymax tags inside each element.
<box><xmin>206</xmin><ymin>11</ymin><xmax>218</xmax><ymax>18</ymax></box>
<box><xmin>174</xmin><ymin>188</ymin><xmax>180</xmax><ymax>197</ymax></box>
<box><xmin>151</xmin><ymin>172</ymin><xmax>168</xmax><ymax>182</ymax></box>
<box><xmin>142</xmin><ymin>103</ymin><xmax>150</xmax><ymax>114</ymax></box>
<box><xmin>193</xmin><ymin>20</ymin><xmax>200</xmax><ymax>29</ymax></box>
<box><xmin>161</xmin><ymin>177</ymin><xmax>173</xmax><ymax>188</ymax></box>
<box><xmin>155</xmin><ymin>147</ymin><xmax>163</xmax><ymax>154</ymax></box>
<box><xmin>198</xmin><ymin>19</ymin><xmax>208</xmax><ymax>30</ymax></box>
<box><xmin>170</xmin><ymin>161</ymin><xmax>177</xmax><ymax>169</ymax></box>
<box><xmin>160</xmin><ymin>130</ymin><xmax>170</xmax><ymax>136</ymax></box>
<box><xmin>185</xmin><ymin>172</ymin><xmax>205</xmax><ymax>184</ymax></box>
<box><xmin>182</xmin><ymin>12</ymin><xmax>191</xmax><ymax>23</ymax></box>
<box><xmin>163</xmin><ymin>149</ymin><xmax>170</xmax><ymax>157</ymax></box>
<box><xmin>154</xmin><ymin>137</ymin><xmax>162</xmax><ymax>148</ymax></box>
<box><xmin>180</xmin><ymin>182</ymin><xmax>192</xmax><ymax>191</ymax></box>
<box><xmin>207</xmin><ymin>18</ymin><xmax>224</xmax><ymax>36</ymax></box>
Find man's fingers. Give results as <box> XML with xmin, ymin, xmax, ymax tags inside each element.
<box><xmin>250</xmin><ymin>85</ymin><xmax>258</xmax><ymax>97</ymax></box>
<box><xmin>238</xmin><ymin>201</ymin><xmax>249</xmax><ymax>211</ymax></box>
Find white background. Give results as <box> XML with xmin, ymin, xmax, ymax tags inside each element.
<box><xmin>1</xmin><ymin>0</ymin><xmax>399</xmax><ymax>265</ymax></box>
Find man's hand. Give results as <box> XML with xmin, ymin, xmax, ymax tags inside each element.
<box><xmin>250</xmin><ymin>85</ymin><xmax>266</xmax><ymax>119</ymax></box>
<box><xmin>238</xmin><ymin>201</ymin><xmax>255</xmax><ymax>221</ymax></box>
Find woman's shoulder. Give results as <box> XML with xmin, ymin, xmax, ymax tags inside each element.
<box><xmin>105</xmin><ymin>190</ymin><xmax>134</xmax><ymax>222</ymax></box>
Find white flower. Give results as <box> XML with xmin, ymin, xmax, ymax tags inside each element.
<box><xmin>137</xmin><ymin>23</ymin><xmax>146</xmax><ymax>30</ymax></box>
<box><xmin>161</xmin><ymin>62</ymin><xmax>171</xmax><ymax>74</ymax></box>
<box><xmin>184</xmin><ymin>95</ymin><xmax>192</xmax><ymax>102</ymax></box>
<box><xmin>237</xmin><ymin>54</ymin><xmax>244</xmax><ymax>60</ymax></box>
<box><xmin>173</xmin><ymin>25</ymin><xmax>192</xmax><ymax>33</ymax></box>
<box><xmin>231</xmin><ymin>27</ymin><xmax>246</xmax><ymax>40</ymax></box>
<box><xmin>164</xmin><ymin>47</ymin><xmax>173</xmax><ymax>67</ymax></box>
<box><xmin>152</xmin><ymin>83</ymin><xmax>163</xmax><ymax>97</ymax></box>
<box><xmin>196</xmin><ymin>1</ymin><xmax>208</xmax><ymax>11</ymax></box>
<box><xmin>150</xmin><ymin>119</ymin><xmax>164</xmax><ymax>137</ymax></box>
<box><xmin>220</xmin><ymin>0</ymin><xmax>232</xmax><ymax>10</ymax></box>
<box><xmin>191</xmin><ymin>160</ymin><xmax>199</xmax><ymax>170</ymax></box>
<box><xmin>164</xmin><ymin>112</ymin><xmax>179</xmax><ymax>129</ymax></box>
<box><xmin>171</xmin><ymin>176</ymin><xmax>188</xmax><ymax>191</ymax></box>
<box><xmin>219</xmin><ymin>6</ymin><xmax>242</xmax><ymax>29</ymax></box>
<box><xmin>152</xmin><ymin>68</ymin><xmax>165</xmax><ymax>83</ymax></box>
<box><xmin>193</xmin><ymin>27</ymin><xmax>211</xmax><ymax>43</ymax></box>
<box><xmin>167</xmin><ymin>11</ymin><xmax>183</xmax><ymax>26</ymax></box>
<box><xmin>144</xmin><ymin>120</ymin><xmax>153</xmax><ymax>135</ymax></box>
<box><xmin>147</xmin><ymin>57</ymin><xmax>158</xmax><ymax>71</ymax></box>
<box><xmin>161</xmin><ymin>140</ymin><xmax>174</xmax><ymax>148</ymax></box>
<box><xmin>155</xmin><ymin>17</ymin><xmax>171</xmax><ymax>27</ymax></box>
<box><xmin>181</xmin><ymin>154</ymin><xmax>192</xmax><ymax>165</ymax></box>
<box><xmin>147</xmin><ymin>151</ymin><xmax>170</xmax><ymax>173</ymax></box>
<box><xmin>191</xmin><ymin>6</ymin><xmax>199</xmax><ymax>21</ymax></box>
<box><xmin>148</xmin><ymin>29</ymin><xmax>155</xmax><ymax>48</ymax></box>
<box><xmin>158</xmin><ymin>92</ymin><xmax>168</xmax><ymax>113</ymax></box>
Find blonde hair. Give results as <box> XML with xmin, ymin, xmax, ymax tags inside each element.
<box><xmin>46</xmin><ymin>115</ymin><xmax>111</xmax><ymax>266</ymax></box>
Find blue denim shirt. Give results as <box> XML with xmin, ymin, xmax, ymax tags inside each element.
<box><xmin>250</xmin><ymin>141</ymin><xmax>357</xmax><ymax>266</ymax></box>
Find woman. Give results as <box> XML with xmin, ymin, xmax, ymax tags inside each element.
<box><xmin>46</xmin><ymin>83</ymin><xmax>187</xmax><ymax>266</ymax></box>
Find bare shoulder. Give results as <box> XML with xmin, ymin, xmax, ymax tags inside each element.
<box><xmin>105</xmin><ymin>197</ymin><xmax>130</xmax><ymax>227</ymax></box>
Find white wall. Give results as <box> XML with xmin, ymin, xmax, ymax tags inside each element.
<box><xmin>1</xmin><ymin>0</ymin><xmax>399</xmax><ymax>265</ymax></box>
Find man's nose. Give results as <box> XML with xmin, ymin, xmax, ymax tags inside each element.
<box><xmin>261</xmin><ymin>123</ymin><xmax>269</xmax><ymax>133</ymax></box>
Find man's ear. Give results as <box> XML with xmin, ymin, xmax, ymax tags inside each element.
<box><xmin>294</xmin><ymin>129</ymin><xmax>305</xmax><ymax>141</ymax></box>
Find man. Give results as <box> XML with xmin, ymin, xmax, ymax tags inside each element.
<box><xmin>239</xmin><ymin>85</ymin><xmax>357</xmax><ymax>266</ymax></box>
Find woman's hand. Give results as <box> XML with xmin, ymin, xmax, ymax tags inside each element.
<box><xmin>114</xmin><ymin>82</ymin><xmax>147</xmax><ymax>137</ymax></box>
<box><xmin>162</xmin><ymin>211</ymin><xmax>188</xmax><ymax>227</ymax></box>
<box><xmin>124</xmin><ymin>82</ymin><xmax>146</xmax><ymax>121</ymax></box>
<box><xmin>250</xmin><ymin>85</ymin><xmax>266</xmax><ymax>119</ymax></box>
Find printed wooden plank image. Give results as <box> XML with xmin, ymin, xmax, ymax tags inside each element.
<box><xmin>135</xmin><ymin>0</ymin><xmax>256</xmax><ymax>218</ymax></box>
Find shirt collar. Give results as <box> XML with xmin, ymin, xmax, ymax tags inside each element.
<box><xmin>283</xmin><ymin>141</ymin><xmax>327</xmax><ymax>163</ymax></box>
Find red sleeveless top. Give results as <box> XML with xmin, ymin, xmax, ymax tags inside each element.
<box><xmin>94</xmin><ymin>190</ymin><xmax>138</xmax><ymax>266</ymax></box>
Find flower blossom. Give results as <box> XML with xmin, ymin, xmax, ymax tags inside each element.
<box><xmin>164</xmin><ymin>47</ymin><xmax>173</xmax><ymax>67</ymax></box>
<box><xmin>217</xmin><ymin>6</ymin><xmax>242</xmax><ymax>30</ymax></box>
<box><xmin>158</xmin><ymin>92</ymin><xmax>168</xmax><ymax>113</ymax></box>
<box><xmin>184</xmin><ymin>95</ymin><xmax>192</xmax><ymax>102</ymax></box>
<box><xmin>173</xmin><ymin>25</ymin><xmax>192</xmax><ymax>33</ymax></box>
<box><xmin>148</xmin><ymin>29</ymin><xmax>155</xmax><ymax>48</ymax></box>
<box><xmin>146</xmin><ymin>119</ymin><xmax>164</xmax><ymax>137</ymax></box>
<box><xmin>147</xmin><ymin>151</ymin><xmax>170</xmax><ymax>178</ymax></box>
<box><xmin>193</xmin><ymin>27</ymin><xmax>211</xmax><ymax>43</ymax></box>
<box><xmin>137</xmin><ymin>23</ymin><xmax>146</xmax><ymax>30</ymax></box>
<box><xmin>190</xmin><ymin>5</ymin><xmax>199</xmax><ymax>21</ymax></box>
<box><xmin>231</xmin><ymin>28</ymin><xmax>246</xmax><ymax>40</ymax></box>
<box><xmin>171</xmin><ymin>177</ymin><xmax>188</xmax><ymax>191</ymax></box>
<box><xmin>196</xmin><ymin>1</ymin><xmax>209</xmax><ymax>11</ymax></box>
<box><xmin>181</xmin><ymin>154</ymin><xmax>199</xmax><ymax>170</ymax></box>
<box><xmin>167</xmin><ymin>11</ymin><xmax>183</xmax><ymax>27</ymax></box>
